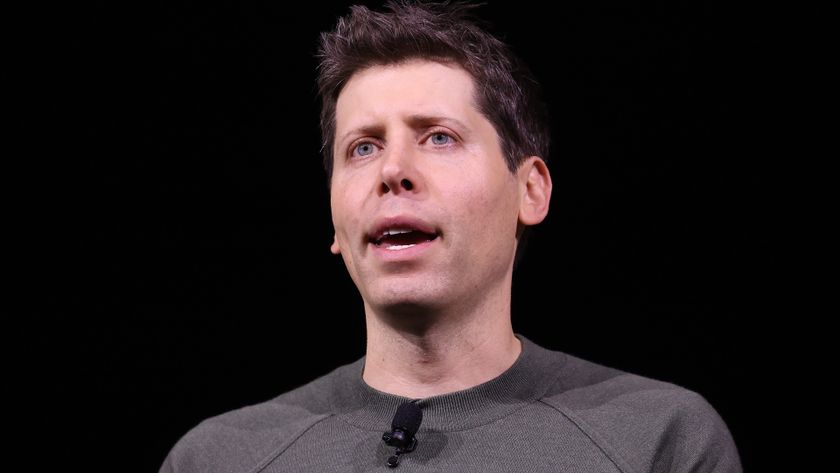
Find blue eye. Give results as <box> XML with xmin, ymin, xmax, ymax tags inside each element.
<box><xmin>430</xmin><ymin>133</ymin><xmax>451</xmax><ymax>145</ymax></box>
<box><xmin>354</xmin><ymin>142</ymin><xmax>376</xmax><ymax>157</ymax></box>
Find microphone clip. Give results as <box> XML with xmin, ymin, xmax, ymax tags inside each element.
<box><xmin>382</xmin><ymin>400</ymin><xmax>422</xmax><ymax>468</ymax></box>
<box><xmin>382</xmin><ymin>427</ymin><xmax>418</xmax><ymax>467</ymax></box>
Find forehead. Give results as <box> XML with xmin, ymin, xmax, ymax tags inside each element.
<box><xmin>334</xmin><ymin>60</ymin><xmax>481</xmax><ymax>132</ymax></box>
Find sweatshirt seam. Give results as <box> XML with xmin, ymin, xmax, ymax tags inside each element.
<box><xmin>537</xmin><ymin>398</ymin><xmax>637</xmax><ymax>473</ymax></box>
<box><xmin>334</xmin><ymin>349</ymin><xmax>571</xmax><ymax>434</ymax></box>
<box><xmin>335</xmin><ymin>397</ymin><xmax>540</xmax><ymax>433</ymax></box>
<box><xmin>248</xmin><ymin>413</ymin><xmax>334</xmax><ymax>473</ymax></box>
<box><xmin>334</xmin><ymin>355</ymin><xmax>570</xmax><ymax>434</ymax></box>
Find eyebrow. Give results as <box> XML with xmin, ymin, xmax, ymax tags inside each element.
<box><xmin>338</xmin><ymin>124</ymin><xmax>385</xmax><ymax>148</ymax></box>
<box><xmin>337</xmin><ymin>114</ymin><xmax>470</xmax><ymax>147</ymax></box>
<box><xmin>405</xmin><ymin>114</ymin><xmax>469</xmax><ymax>131</ymax></box>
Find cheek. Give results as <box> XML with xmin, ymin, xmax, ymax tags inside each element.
<box><xmin>455</xmin><ymin>174</ymin><xmax>515</xmax><ymax>218</ymax></box>
<box><xmin>464</xmin><ymin>183</ymin><xmax>520</xmax><ymax>247</ymax></box>
<box><xmin>331</xmin><ymin>186</ymin><xmax>365</xmax><ymax>243</ymax></box>
<box><xmin>330</xmin><ymin>190</ymin><xmax>350</xmax><ymax>237</ymax></box>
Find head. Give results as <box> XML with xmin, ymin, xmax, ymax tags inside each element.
<box><xmin>316</xmin><ymin>1</ymin><xmax>552</xmax><ymax>315</ymax></box>
<box><xmin>318</xmin><ymin>1</ymin><xmax>550</xmax><ymax>180</ymax></box>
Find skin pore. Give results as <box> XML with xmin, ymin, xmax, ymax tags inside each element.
<box><xmin>329</xmin><ymin>60</ymin><xmax>551</xmax><ymax>398</ymax></box>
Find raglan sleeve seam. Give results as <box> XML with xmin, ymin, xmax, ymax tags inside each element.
<box><xmin>537</xmin><ymin>398</ymin><xmax>638</xmax><ymax>473</ymax></box>
<box><xmin>249</xmin><ymin>413</ymin><xmax>335</xmax><ymax>473</ymax></box>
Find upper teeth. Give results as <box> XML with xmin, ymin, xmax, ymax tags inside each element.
<box><xmin>381</xmin><ymin>228</ymin><xmax>413</xmax><ymax>238</ymax></box>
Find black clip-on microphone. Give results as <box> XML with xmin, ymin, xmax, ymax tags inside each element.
<box><xmin>382</xmin><ymin>400</ymin><xmax>422</xmax><ymax>468</ymax></box>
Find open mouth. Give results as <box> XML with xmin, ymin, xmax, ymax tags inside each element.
<box><xmin>370</xmin><ymin>228</ymin><xmax>439</xmax><ymax>251</ymax></box>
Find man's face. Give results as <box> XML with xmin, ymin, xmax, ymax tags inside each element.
<box><xmin>330</xmin><ymin>60</ymin><xmax>524</xmax><ymax>313</ymax></box>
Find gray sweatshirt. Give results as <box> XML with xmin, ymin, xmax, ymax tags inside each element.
<box><xmin>160</xmin><ymin>335</ymin><xmax>741</xmax><ymax>472</ymax></box>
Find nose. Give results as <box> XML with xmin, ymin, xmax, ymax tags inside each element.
<box><xmin>378</xmin><ymin>141</ymin><xmax>418</xmax><ymax>196</ymax></box>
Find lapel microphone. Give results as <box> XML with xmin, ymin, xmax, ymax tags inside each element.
<box><xmin>382</xmin><ymin>400</ymin><xmax>422</xmax><ymax>468</ymax></box>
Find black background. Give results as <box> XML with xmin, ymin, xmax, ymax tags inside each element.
<box><xmin>27</xmin><ymin>1</ymin><xmax>779</xmax><ymax>471</ymax></box>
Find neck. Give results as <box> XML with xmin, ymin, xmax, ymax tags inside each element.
<box><xmin>361</xmin><ymin>284</ymin><xmax>521</xmax><ymax>399</ymax></box>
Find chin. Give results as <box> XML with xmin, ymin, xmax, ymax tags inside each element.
<box><xmin>372</xmin><ymin>299</ymin><xmax>444</xmax><ymax>334</ymax></box>
<box><xmin>368</xmin><ymin>281</ymin><xmax>449</xmax><ymax>314</ymax></box>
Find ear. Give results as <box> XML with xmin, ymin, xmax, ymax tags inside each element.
<box><xmin>330</xmin><ymin>233</ymin><xmax>341</xmax><ymax>255</ymax></box>
<box><xmin>517</xmin><ymin>156</ymin><xmax>552</xmax><ymax>226</ymax></box>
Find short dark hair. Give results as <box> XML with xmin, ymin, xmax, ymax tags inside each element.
<box><xmin>316</xmin><ymin>0</ymin><xmax>551</xmax><ymax>181</ymax></box>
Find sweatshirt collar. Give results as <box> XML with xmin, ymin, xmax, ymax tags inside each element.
<box><xmin>329</xmin><ymin>334</ymin><xmax>567</xmax><ymax>432</ymax></box>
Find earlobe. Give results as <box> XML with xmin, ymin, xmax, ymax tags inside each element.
<box><xmin>330</xmin><ymin>234</ymin><xmax>341</xmax><ymax>255</ymax></box>
<box><xmin>518</xmin><ymin>157</ymin><xmax>552</xmax><ymax>226</ymax></box>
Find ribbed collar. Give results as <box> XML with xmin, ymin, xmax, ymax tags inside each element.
<box><xmin>328</xmin><ymin>334</ymin><xmax>567</xmax><ymax>432</ymax></box>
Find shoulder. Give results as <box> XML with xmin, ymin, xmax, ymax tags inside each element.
<box><xmin>159</xmin><ymin>362</ymin><xmax>353</xmax><ymax>473</ymax></box>
<box><xmin>539</xmin><ymin>352</ymin><xmax>742</xmax><ymax>473</ymax></box>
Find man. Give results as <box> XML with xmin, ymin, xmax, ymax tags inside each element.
<box><xmin>160</xmin><ymin>1</ymin><xmax>742</xmax><ymax>471</ymax></box>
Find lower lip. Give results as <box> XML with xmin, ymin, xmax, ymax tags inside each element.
<box><xmin>369</xmin><ymin>237</ymin><xmax>438</xmax><ymax>262</ymax></box>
